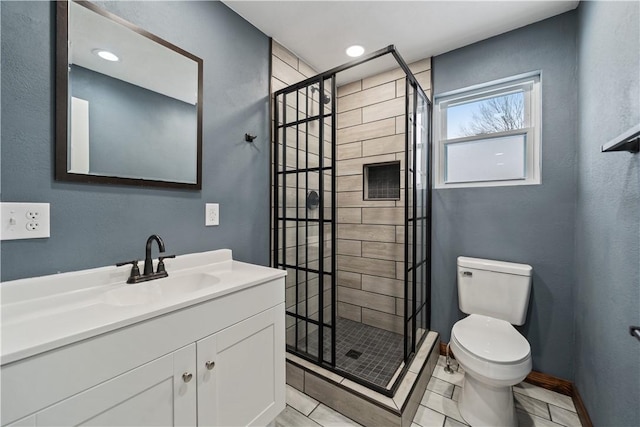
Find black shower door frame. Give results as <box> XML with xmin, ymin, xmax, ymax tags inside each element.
<box><xmin>273</xmin><ymin>46</ymin><xmax>432</xmax><ymax>397</ymax></box>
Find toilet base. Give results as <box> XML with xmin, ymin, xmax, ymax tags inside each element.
<box><xmin>458</xmin><ymin>372</ymin><xmax>517</xmax><ymax>427</ymax></box>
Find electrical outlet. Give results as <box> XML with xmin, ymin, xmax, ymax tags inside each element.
<box><xmin>1</xmin><ymin>203</ymin><xmax>50</xmax><ymax>240</ymax></box>
<box><xmin>26</xmin><ymin>210</ymin><xmax>40</xmax><ymax>221</ymax></box>
<box><xmin>205</xmin><ymin>203</ymin><xmax>219</xmax><ymax>226</ymax></box>
<box><xmin>26</xmin><ymin>222</ymin><xmax>40</xmax><ymax>231</ymax></box>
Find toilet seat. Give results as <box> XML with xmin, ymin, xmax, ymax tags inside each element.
<box><xmin>450</xmin><ymin>314</ymin><xmax>532</xmax><ymax>387</ymax></box>
<box><xmin>452</xmin><ymin>314</ymin><xmax>530</xmax><ymax>364</ymax></box>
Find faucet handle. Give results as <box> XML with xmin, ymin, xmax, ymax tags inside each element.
<box><xmin>157</xmin><ymin>254</ymin><xmax>176</xmax><ymax>274</ymax></box>
<box><xmin>116</xmin><ymin>260</ymin><xmax>141</xmax><ymax>283</ymax></box>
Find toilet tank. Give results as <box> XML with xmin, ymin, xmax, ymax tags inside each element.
<box><xmin>457</xmin><ymin>256</ymin><xmax>533</xmax><ymax>325</ymax></box>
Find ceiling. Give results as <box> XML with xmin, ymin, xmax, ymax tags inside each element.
<box><xmin>223</xmin><ymin>1</ymin><xmax>579</xmax><ymax>82</ymax></box>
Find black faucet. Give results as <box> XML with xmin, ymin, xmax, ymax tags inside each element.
<box><xmin>144</xmin><ymin>234</ymin><xmax>165</xmax><ymax>276</ymax></box>
<box><xmin>116</xmin><ymin>234</ymin><xmax>175</xmax><ymax>284</ymax></box>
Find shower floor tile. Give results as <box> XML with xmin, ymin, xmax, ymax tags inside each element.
<box><xmin>298</xmin><ymin>317</ymin><xmax>404</xmax><ymax>388</ymax></box>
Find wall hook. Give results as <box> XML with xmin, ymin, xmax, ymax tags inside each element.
<box><xmin>245</xmin><ymin>133</ymin><xmax>257</xmax><ymax>143</ymax></box>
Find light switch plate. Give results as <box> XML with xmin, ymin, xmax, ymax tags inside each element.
<box><xmin>1</xmin><ymin>203</ymin><xmax>51</xmax><ymax>240</ymax></box>
<box><xmin>205</xmin><ymin>203</ymin><xmax>219</xmax><ymax>226</ymax></box>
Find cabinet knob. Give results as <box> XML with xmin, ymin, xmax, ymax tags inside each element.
<box><xmin>205</xmin><ymin>361</ymin><xmax>215</xmax><ymax>370</ymax></box>
<box><xmin>182</xmin><ymin>372</ymin><xmax>193</xmax><ymax>383</ymax></box>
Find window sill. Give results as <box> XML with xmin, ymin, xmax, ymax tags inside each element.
<box><xmin>434</xmin><ymin>177</ymin><xmax>541</xmax><ymax>189</ymax></box>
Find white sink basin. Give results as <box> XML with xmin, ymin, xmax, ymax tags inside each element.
<box><xmin>102</xmin><ymin>273</ymin><xmax>221</xmax><ymax>306</ymax></box>
<box><xmin>101</xmin><ymin>284</ymin><xmax>161</xmax><ymax>306</ymax></box>
<box><xmin>160</xmin><ymin>272</ymin><xmax>221</xmax><ymax>295</ymax></box>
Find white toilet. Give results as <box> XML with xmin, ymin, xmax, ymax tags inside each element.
<box><xmin>450</xmin><ymin>256</ymin><xmax>533</xmax><ymax>427</ymax></box>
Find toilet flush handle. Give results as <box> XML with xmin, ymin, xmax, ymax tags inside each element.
<box><xmin>462</xmin><ymin>271</ymin><xmax>472</xmax><ymax>277</ymax></box>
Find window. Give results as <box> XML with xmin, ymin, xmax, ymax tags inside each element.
<box><xmin>434</xmin><ymin>73</ymin><xmax>541</xmax><ymax>188</ymax></box>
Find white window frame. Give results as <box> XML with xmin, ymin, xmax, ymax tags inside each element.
<box><xmin>434</xmin><ymin>72</ymin><xmax>541</xmax><ymax>189</ymax></box>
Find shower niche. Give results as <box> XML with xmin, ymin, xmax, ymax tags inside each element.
<box><xmin>272</xmin><ymin>45</ymin><xmax>435</xmax><ymax>411</ymax></box>
<box><xmin>364</xmin><ymin>161</ymin><xmax>401</xmax><ymax>200</ymax></box>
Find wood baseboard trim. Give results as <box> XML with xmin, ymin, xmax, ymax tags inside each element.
<box><xmin>571</xmin><ymin>384</ymin><xmax>594</xmax><ymax>427</ymax></box>
<box><xmin>524</xmin><ymin>370</ymin><xmax>572</xmax><ymax>396</ymax></box>
<box><xmin>439</xmin><ymin>342</ymin><xmax>448</xmax><ymax>356</ymax></box>
<box><xmin>439</xmin><ymin>341</ymin><xmax>593</xmax><ymax>426</ymax></box>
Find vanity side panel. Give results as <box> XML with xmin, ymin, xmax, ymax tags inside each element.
<box><xmin>0</xmin><ymin>278</ymin><xmax>284</xmax><ymax>426</ymax></box>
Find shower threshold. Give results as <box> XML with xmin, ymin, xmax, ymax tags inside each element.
<box><xmin>286</xmin><ymin>331</ymin><xmax>440</xmax><ymax>427</ymax></box>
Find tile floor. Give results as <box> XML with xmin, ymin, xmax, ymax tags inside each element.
<box><xmin>274</xmin><ymin>356</ymin><xmax>583</xmax><ymax>427</ymax></box>
<box><xmin>300</xmin><ymin>317</ymin><xmax>404</xmax><ymax>388</ymax></box>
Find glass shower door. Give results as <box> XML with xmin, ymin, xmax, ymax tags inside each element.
<box><xmin>274</xmin><ymin>77</ymin><xmax>336</xmax><ymax>366</ymax></box>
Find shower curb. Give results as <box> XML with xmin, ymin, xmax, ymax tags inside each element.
<box><xmin>285</xmin><ymin>331</ymin><xmax>440</xmax><ymax>427</ymax></box>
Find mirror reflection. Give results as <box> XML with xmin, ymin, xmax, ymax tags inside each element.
<box><xmin>57</xmin><ymin>0</ymin><xmax>203</xmax><ymax>188</ymax></box>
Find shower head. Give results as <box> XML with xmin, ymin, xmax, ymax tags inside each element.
<box><xmin>310</xmin><ymin>86</ymin><xmax>331</xmax><ymax>105</ymax></box>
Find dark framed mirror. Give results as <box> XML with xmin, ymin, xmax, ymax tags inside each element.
<box><xmin>56</xmin><ymin>0</ymin><xmax>203</xmax><ymax>189</ymax></box>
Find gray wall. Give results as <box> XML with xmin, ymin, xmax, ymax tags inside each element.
<box><xmin>1</xmin><ymin>1</ymin><xmax>270</xmax><ymax>281</ymax></box>
<box><xmin>575</xmin><ymin>1</ymin><xmax>640</xmax><ymax>424</ymax></box>
<box><xmin>71</xmin><ymin>65</ymin><xmax>197</xmax><ymax>182</ymax></box>
<box><xmin>431</xmin><ymin>12</ymin><xmax>578</xmax><ymax>379</ymax></box>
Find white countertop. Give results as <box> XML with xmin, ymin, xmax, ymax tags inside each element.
<box><xmin>0</xmin><ymin>250</ymin><xmax>286</xmax><ymax>365</ymax></box>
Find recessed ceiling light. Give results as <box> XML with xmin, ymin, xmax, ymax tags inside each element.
<box><xmin>346</xmin><ymin>45</ymin><xmax>365</xmax><ymax>58</ymax></box>
<box><xmin>92</xmin><ymin>49</ymin><xmax>119</xmax><ymax>62</ymax></box>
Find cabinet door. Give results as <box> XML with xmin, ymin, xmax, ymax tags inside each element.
<box><xmin>36</xmin><ymin>344</ymin><xmax>197</xmax><ymax>426</ymax></box>
<box><xmin>197</xmin><ymin>304</ymin><xmax>285</xmax><ymax>427</ymax></box>
<box><xmin>6</xmin><ymin>415</ymin><xmax>35</xmax><ymax>427</ymax></box>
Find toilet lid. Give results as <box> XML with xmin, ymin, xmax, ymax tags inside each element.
<box><xmin>452</xmin><ymin>314</ymin><xmax>530</xmax><ymax>364</ymax></box>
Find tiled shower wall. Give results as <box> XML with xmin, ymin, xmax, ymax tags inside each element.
<box><xmin>335</xmin><ymin>59</ymin><xmax>431</xmax><ymax>335</ymax></box>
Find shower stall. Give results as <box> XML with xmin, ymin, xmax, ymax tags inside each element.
<box><xmin>272</xmin><ymin>46</ymin><xmax>431</xmax><ymax>396</ymax></box>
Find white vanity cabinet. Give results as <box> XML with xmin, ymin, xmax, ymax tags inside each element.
<box><xmin>9</xmin><ymin>304</ymin><xmax>284</xmax><ymax>427</ymax></box>
<box><xmin>1</xmin><ymin>253</ymin><xmax>286</xmax><ymax>427</ymax></box>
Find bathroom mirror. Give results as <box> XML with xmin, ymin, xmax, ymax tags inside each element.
<box><xmin>56</xmin><ymin>0</ymin><xmax>203</xmax><ymax>189</ymax></box>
